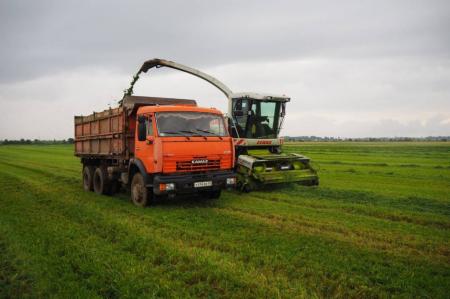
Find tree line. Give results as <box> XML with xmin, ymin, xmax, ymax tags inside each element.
<box><xmin>284</xmin><ymin>136</ymin><xmax>449</xmax><ymax>142</ymax></box>
<box><xmin>0</xmin><ymin>138</ymin><xmax>75</xmax><ymax>145</ymax></box>
<box><xmin>1</xmin><ymin>136</ymin><xmax>449</xmax><ymax>145</ymax></box>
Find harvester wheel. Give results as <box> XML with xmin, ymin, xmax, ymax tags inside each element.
<box><xmin>131</xmin><ymin>173</ymin><xmax>151</xmax><ymax>207</ymax></box>
<box><xmin>93</xmin><ymin>166</ymin><xmax>111</xmax><ymax>195</ymax></box>
<box><xmin>82</xmin><ymin>165</ymin><xmax>95</xmax><ymax>191</ymax></box>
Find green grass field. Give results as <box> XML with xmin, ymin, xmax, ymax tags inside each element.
<box><xmin>0</xmin><ymin>142</ymin><xmax>449</xmax><ymax>298</ymax></box>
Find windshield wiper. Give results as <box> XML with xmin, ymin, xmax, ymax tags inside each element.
<box><xmin>195</xmin><ymin>128</ymin><xmax>223</xmax><ymax>139</ymax></box>
<box><xmin>179</xmin><ymin>130</ymin><xmax>197</xmax><ymax>135</ymax></box>
<box><xmin>160</xmin><ymin>131</ymin><xmax>191</xmax><ymax>139</ymax></box>
<box><xmin>160</xmin><ymin>131</ymin><xmax>181</xmax><ymax>136</ymax></box>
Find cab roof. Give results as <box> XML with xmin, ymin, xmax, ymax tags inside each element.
<box><xmin>230</xmin><ymin>92</ymin><xmax>290</xmax><ymax>102</ymax></box>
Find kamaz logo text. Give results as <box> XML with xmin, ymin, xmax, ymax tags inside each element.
<box><xmin>192</xmin><ymin>159</ymin><xmax>208</xmax><ymax>164</ymax></box>
<box><xmin>256</xmin><ymin>140</ymin><xmax>272</xmax><ymax>145</ymax></box>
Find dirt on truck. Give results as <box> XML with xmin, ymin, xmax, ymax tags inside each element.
<box><xmin>74</xmin><ymin>95</ymin><xmax>236</xmax><ymax>206</ymax></box>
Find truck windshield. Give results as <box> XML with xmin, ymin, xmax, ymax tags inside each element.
<box><xmin>156</xmin><ymin>112</ymin><xmax>228</xmax><ymax>137</ymax></box>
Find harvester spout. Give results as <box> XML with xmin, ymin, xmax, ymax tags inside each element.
<box><xmin>121</xmin><ymin>58</ymin><xmax>233</xmax><ymax>105</ymax></box>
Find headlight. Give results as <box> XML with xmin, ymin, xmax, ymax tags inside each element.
<box><xmin>226</xmin><ymin>177</ymin><xmax>236</xmax><ymax>185</ymax></box>
<box><xmin>160</xmin><ymin>183</ymin><xmax>175</xmax><ymax>191</ymax></box>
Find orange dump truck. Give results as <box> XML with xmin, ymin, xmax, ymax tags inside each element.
<box><xmin>74</xmin><ymin>95</ymin><xmax>236</xmax><ymax>206</ymax></box>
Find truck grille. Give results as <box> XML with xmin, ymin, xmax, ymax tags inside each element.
<box><xmin>176</xmin><ymin>159</ymin><xmax>221</xmax><ymax>172</ymax></box>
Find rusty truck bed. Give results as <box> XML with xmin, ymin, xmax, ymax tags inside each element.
<box><xmin>74</xmin><ymin>96</ymin><xmax>196</xmax><ymax>159</ymax></box>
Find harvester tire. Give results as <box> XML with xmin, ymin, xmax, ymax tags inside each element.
<box><xmin>82</xmin><ymin>165</ymin><xmax>95</xmax><ymax>191</ymax></box>
<box><xmin>131</xmin><ymin>173</ymin><xmax>151</xmax><ymax>207</ymax></box>
<box><xmin>93</xmin><ymin>166</ymin><xmax>111</xmax><ymax>195</ymax></box>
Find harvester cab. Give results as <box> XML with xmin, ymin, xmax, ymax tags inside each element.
<box><xmin>123</xmin><ymin>58</ymin><xmax>319</xmax><ymax>191</ymax></box>
<box><xmin>228</xmin><ymin>93</ymin><xmax>287</xmax><ymax>149</ymax></box>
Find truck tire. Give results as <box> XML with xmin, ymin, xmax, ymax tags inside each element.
<box><xmin>93</xmin><ymin>166</ymin><xmax>111</xmax><ymax>195</ymax></box>
<box><xmin>131</xmin><ymin>173</ymin><xmax>151</xmax><ymax>207</ymax></box>
<box><xmin>82</xmin><ymin>165</ymin><xmax>95</xmax><ymax>191</ymax></box>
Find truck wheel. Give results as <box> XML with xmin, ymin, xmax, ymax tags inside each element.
<box><xmin>93</xmin><ymin>166</ymin><xmax>111</xmax><ymax>195</ymax></box>
<box><xmin>208</xmin><ymin>190</ymin><xmax>221</xmax><ymax>199</ymax></box>
<box><xmin>82</xmin><ymin>165</ymin><xmax>94</xmax><ymax>191</ymax></box>
<box><xmin>131</xmin><ymin>173</ymin><xmax>151</xmax><ymax>207</ymax></box>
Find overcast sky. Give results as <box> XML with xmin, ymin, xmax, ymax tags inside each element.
<box><xmin>1</xmin><ymin>0</ymin><xmax>449</xmax><ymax>139</ymax></box>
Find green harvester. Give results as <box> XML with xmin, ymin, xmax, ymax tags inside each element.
<box><xmin>125</xmin><ymin>58</ymin><xmax>319</xmax><ymax>191</ymax></box>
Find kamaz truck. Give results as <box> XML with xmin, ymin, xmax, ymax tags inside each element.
<box><xmin>74</xmin><ymin>96</ymin><xmax>236</xmax><ymax>206</ymax></box>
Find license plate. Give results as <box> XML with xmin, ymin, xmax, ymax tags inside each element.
<box><xmin>194</xmin><ymin>181</ymin><xmax>213</xmax><ymax>188</ymax></box>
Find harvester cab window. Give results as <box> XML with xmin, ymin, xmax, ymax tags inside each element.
<box><xmin>232</xmin><ymin>99</ymin><xmax>250</xmax><ymax>137</ymax></box>
<box><xmin>232</xmin><ymin>98</ymin><xmax>282</xmax><ymax>139</ymax></box>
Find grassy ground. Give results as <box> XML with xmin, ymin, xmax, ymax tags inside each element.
<box><xmin>0</xmin><ymin>142</ymin><xmax>449</xmax><ymax>298</ymax></box>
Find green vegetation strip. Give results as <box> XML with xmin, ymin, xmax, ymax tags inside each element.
<box><xmin>0</xmin><ymin>143</ymin><xmax>449</xmax><ymax>298</ymax></box>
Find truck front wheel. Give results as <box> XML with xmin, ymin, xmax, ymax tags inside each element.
<box><xmin>131</xmin><ymin>173</ymin><xmax>151</xmax><ymax>207</ymax></box>
<box><xmin>93</xmin><ymin>166</ymin><xmax>111</xmax><ymax>195</ymax></box>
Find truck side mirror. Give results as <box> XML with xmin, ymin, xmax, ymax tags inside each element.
<box><xmin>137</xmin><ymin>116</ymin><xmax>146</xmax><ymax>141</ymax></box>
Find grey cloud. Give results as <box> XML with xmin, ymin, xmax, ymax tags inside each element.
<box><xmin>1</xmin><ymin>0</ymin><xmax>449</xmax><ymax>83</ymax></box>
<box><xmin>1</xmin><ymin>0</ymin><xmax>449</xmax><ymax>138</ymax></box>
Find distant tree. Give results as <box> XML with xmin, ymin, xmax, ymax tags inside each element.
<box><xmin>67</xmin><ymin>138</ymin><xmax>74</xmax><ymax>144</ymax></box>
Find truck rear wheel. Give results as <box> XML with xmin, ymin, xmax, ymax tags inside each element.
<box><xmin>82</xmin><ymin>165</ymin><xmax>94</xmax><ymax>191</ymax></box>
<box><xmin>131</xmin><ymin>173</ymin><xmax>151</xmax><ymax>207</ymax></box>
<box><xmin>93</xmin><ymin>166</ymin><xmax>111</xmax><ymax>195</ymax></box>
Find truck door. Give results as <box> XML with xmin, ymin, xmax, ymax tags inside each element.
<box><xmin>135</xmin><ymin>114</ymin><xmax>155</xmax><ymax>173</ymax></box>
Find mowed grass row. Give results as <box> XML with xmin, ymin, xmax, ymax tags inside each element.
<box><xmin>0</xmin><ymin>143</ymin><xmax>449</xmax><ymax>298</ymax></box>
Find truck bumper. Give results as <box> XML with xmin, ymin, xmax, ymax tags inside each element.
<box><xmin>152</xmin><ymin>170</ymin><xmax>236</xmax><ymax>195</ymax></box>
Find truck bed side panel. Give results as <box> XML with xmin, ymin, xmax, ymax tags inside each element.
<box><xmin>74</xmin><ymin>107</ymin><xmax>133</xmax><ymax>158</ymax></box>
